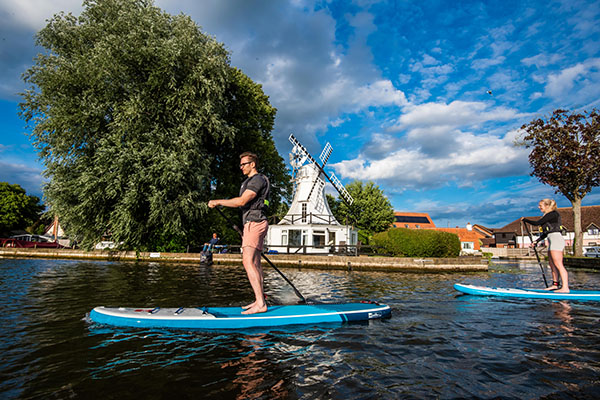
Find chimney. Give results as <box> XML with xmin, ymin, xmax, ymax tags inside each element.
<box><xmin>466</xmin><ymin>222</ymin><xmax>472</xmax><ymax>231</ymax></box>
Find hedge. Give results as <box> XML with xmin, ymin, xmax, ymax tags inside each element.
<box><xmin>371</xmin><ymin>228</ymin><xmax>461</xmax><ymax>258</ymax></box>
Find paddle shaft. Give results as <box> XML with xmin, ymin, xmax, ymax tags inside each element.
<box><xmin>215</xmin><ymin>206</ymin><xmax>308</xmax><ymax>304</ymax></box>
<box><xmin>523</xmin><ymin>222</ymin><xmax>549</xmax><ymax>288</ymax></box>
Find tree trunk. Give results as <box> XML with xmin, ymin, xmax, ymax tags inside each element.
<box><xmin>571</xmin><ymin>197</ymin><xmax>583</xmax><ymax>257</ymax></box>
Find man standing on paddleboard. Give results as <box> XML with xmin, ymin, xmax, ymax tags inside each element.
<box><xmin>208</xmin><ymin>152</ymin><xmax>270</xmax><ymax>314</ymax></box>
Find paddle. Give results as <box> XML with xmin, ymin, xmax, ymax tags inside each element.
<box><xmin>522</xmin><ymin>222</ymin><xmax>549</xmax><ymax>288</ymax></box>
<box><xmin>214</xmin><ymin>206</ymin><xmax>309</xmax><ymax>304</ymax></box>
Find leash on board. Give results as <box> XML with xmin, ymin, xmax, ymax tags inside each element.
<box><xmin>214</xmin><ymin>206</ymin><xmax>309</xmax><ymax>304</ymax></box>
<box><xmin>523</xmin><ymin>222</ymin><xmax>549</xmax><ymax>288</ymax></box>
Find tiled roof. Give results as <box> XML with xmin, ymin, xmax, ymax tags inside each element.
<box><xmin>497</xmin><ymin>205</ymin><xmax>600</xmax><ymax>233</ymax></box>
<box><xmin>472</xmin><ymin>224</ymin><xmax>495</xmax><ymax>236</ymax></box>
<box><xmin>431</xmin><ymin>227</ymin><xmax>486</xmax><ymax>241</ymax></box>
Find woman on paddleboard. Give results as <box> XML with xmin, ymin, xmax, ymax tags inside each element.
<box><xmin>521</xmin><ymin>199</ymin><xmax>569</xmax><ymax>293</ymax></box>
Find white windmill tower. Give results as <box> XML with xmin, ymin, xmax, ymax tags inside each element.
<box><xmin>266</xmin><ymin>134</ymin><xmax>358</xmax><ymax>254</ymax></box>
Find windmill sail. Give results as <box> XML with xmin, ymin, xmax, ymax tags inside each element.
<box><xmin>288</xmin><ymin>134</ymin><xmax>354</xmax><ymax>208</ymax></box>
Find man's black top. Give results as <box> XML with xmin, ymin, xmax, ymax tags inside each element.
<box><xmin>239</xmin><ymin>173</ymin><xmax>270</xmax><ymax>225</ymax></box>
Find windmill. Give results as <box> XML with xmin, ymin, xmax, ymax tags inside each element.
<box><xmin>288</xmin><ymin>134</ymin><xmax>354</xmax><ymax>213</ymax></box>
<box><xmin>265</xmin><ymin>134</ymin><xmax>358</xmax><ymax>254</ymax></box>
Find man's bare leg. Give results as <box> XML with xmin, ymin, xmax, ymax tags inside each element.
<box><xmin>241</xmin><ymin>247</ymin><xmax>267</xmax><ymax>314</ymax></box>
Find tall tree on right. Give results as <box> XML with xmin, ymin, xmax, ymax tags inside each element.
<box><xmin>520</xmin><ymin>108</ymin><xmax>600</xmax><ymax>256</ymax></box>
<box><xmin>328</xmin><ymin>180</ymin><xmax>395</xmax><ymax>244</ymax></box>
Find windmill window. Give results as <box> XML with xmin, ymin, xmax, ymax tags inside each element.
<box><xmin>302</xmin><ymin>203</ymin><xmax>307</xmax><ymax>223</ymax></box>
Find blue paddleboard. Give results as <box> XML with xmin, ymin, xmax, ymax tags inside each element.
<box><xmin>454</xmin><ymin>283</ymin><xmax>600</xmax><ymax>301</ymax></box>
<box><xmin>89</xmin><ymin>302</ymin><xmax>391</xmax><ymax>329</ymax></box>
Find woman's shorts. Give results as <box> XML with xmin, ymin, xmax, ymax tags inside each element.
<box><xmin>547</xmin><ymin>232</ymin><xmax>565</xmax><ymax>251</ymax></box>
<box><xmin>242</xmin><ymin>220</ymin><xmax>268</xmax><ymax>251</ymax></box>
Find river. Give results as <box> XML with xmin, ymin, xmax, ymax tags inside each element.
<box><xmin>0</xmin><ymin>258</ymin><xmax>599</xmax><ymax>399</ymax></box>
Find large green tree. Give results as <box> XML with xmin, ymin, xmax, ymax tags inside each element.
<box><xmin>520</xmin><ymin>108</ymin><xmax>600</xmax><ymax>257</ymax></box>
<box><xmin>327</xmin><ymin>180</ymin><xmax>395</xmax><ymax>243</ymax></box>
<box><xmin>19</xmin><ymin>0</ymin><xmax>290</xmax><ymax>250</ymax></box>
<box><xmin>0</xmin><ymin>182</ymin><xmax>44</xmax><ymax>235</ymax></box>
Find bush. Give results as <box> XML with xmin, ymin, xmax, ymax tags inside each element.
<box><xmin>372</xmin><ymin>228</ymin><xmax>461</xmax><ymax>258</ymax></box>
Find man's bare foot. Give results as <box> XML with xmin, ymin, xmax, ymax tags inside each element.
<box><xmin>242</xmin><ymin>296</ymin><xmax>267</xmax><ymax>310</ymax></box>
<box><xmin>241</xmin><ymin>303</ymin><xmax>267</xmax><ymax>315</ymax></box>
<box><xmin>554</xmin><ymin>288</ymin><xmax>570</xmax><ymax>293</ymax></box>
<box><xmin>544</xmin><ymin>285</ymin><xmax>559</xmax><ymax>291</ymax></box>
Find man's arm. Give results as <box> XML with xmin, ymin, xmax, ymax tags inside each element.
<box><xmin>208</xmin><ymin>189</ymin><xmax>257</xmax><ymax>208</ymax></box>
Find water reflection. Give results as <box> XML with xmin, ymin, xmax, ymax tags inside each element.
<box><xmin>220</xmin><ymin>333</ymin><xmax>290</xmax><ymax>399</ymax></box>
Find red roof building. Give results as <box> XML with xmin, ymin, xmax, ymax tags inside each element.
<box><xmin>393</xmin><ymin>212</ymin><xmax>436</xmax><ymax>229</ymax></box>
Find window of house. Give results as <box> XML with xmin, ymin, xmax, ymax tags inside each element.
<box><xmin>588</xmin><ymin>225</ymin><xmax>599</xmax><ymax>235</ymax></box>
<box><xmin>289</xmin><ymin>229</ymin><xmax>302</xmax><ymax>246</ymax></box>
<box><xmin>462</xmin><ymin>242</ymin><xmax>474</xmax><ymax>250</ymax></box>
<box><xmin>313</xmin><ymin>230</ymin><xmax>326</xmax><ymax>248</ymax></box>
<box><xmin>328</xmin><ymin>231</ymin><xmax>336</xmax><ymax>245</ymax></box>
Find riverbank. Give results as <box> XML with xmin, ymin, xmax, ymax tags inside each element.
<box><xmin>0</xmin><ymin>247</ymin><xmax>488</xmax><ymax>272</ymax></box>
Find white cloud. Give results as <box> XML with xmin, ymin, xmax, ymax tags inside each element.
<box><xmin>544</xmin><ymin>58</ymin><xmax>600</xmax><ymax>99</ymax></box>
<box><xmin>0</xmin><ymin>160</ymin><xmax>45</xmax><ymax>197</ymax></box>
<box><xmin>0</xmin><ymin>0</ymin><xmax>82</xmax><ymax>30</ymax></box>
<box><xmin>521</xmin><ymin>53</ymin><xmax>563</xmax><ymax>68</ymax></box>
<box><xmin>472</xmin><ymin>56</ymin><xmax>506</xmax><ymax>70</ymax></box>
<box><xmin>332</xmin><ymin>127</ymin><xmax>530</xmax><ymax>189</ymax></box>
<box><xmin>395</xmin><ymin>100</ymin><xmax>521</xmax><ymax>130</ymax></box>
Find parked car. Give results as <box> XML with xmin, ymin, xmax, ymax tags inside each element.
<box><xmin>583</xmin><ymin>246</ymin><xmax>600</xmax><ymax>258</ymax></box>
<box><xmin>2</xmin><ymin>234</ymin><xmax>64</xmax><ymax>248</ymax></box>
<box><xmin>10</xmin><ymin>234</ymin><xmax>52</xmax><ymax>242</ymax></box>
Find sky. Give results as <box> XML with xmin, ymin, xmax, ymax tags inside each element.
<box><xmin>1</xmin><ymin>0</ymin><xmax>599</xmax><ymax>229</ymax></box>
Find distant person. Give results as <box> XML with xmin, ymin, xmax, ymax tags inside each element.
<box><xmin>202</xmin><ymin>233</ymin><xmax>219</xmax><ymax>253</ymax></box>
<box><xmin>208</xmin><ymin>152</ymin><xmax>270</xmax><ymax>314</ymax></box>
<box><xmin>521</xmin><ymin>199</ymin><xmax>569</xmax><ymax>292</ymax></box>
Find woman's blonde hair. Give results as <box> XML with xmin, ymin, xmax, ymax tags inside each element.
<box><xmin>539</xmin><ymin>198</ymin><xmax>557</xmax><ymax>212</ymax></box>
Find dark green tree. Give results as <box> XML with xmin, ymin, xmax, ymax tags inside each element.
<box><xmin>520</xmin><ymin>108</ymin><xmax>600</xmax><ymax>257</ymax></box>
<box><xmin>0</xmin><ymin>182</ymin><xmax>44</xmax><ymax>235</ymax></box>
<box><xmin>328</xmin><ymin>180</ymin><xmax>395</xmax><ymax>243</ymax></box>
<box><xmin>205</xmin><ymin>68</ymin><xmax>291</xmax><ymax>242</ymax></box>
<box><xmin>19</xmin><ymin>0</ymin><xmax>290</xmax><ymax>250</ymax></box>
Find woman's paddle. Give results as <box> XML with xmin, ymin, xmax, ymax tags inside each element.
<box><xmin>214</xmin><ymin>206</ymin><xmax>309</xmax><ymax>304</ymax></box>
<box><xmin>523</xmin><ymin>222</ymin><xmax>549</xmax><ymax>288</ymax></box>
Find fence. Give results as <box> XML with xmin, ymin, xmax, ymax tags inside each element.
<box><xmin>481</xmin><ymin>247</ymin><xmax>545</xmax><ymax>258</ymax></box>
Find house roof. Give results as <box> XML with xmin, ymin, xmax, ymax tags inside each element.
<box><xmin>497</xmin><ymin>205</ymin><xmax>600</xmax><ymax>234</ymax></box>
<box><xmin>431</xmin><ymin>227</ymin><xmax>486</xmax><ymax>241</ymax></box>
<box><xmin>393</xmin><ymin>212</ymin><xmax>436</xmax><ymax>228</ymax></box>
<box><xmin>472</xmin><ymin>224</ymin><xmax>495</xmax><ymax>237</ymax></box>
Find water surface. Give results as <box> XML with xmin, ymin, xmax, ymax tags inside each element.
<box><xmin>1</xmin><ymin>258</ymin><xmax>599</xmax><ymax>399</ymax></box>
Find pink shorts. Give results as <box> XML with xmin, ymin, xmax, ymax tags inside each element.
<box><xmin>242</xmin><ymin>220</ymin><xmax>268</xmax><ymax>251</ymax></box>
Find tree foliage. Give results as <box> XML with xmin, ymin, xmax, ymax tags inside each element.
<box><xmin>19</xmin><ymin>0</ymin><xmax>290</xmax><ymax>250</ymax></box>
<box><xmin>520</xmin><ymin>108</ymin><xmax>600</xmax><ymax>256</ymax></box>
<box><xmin>328</xmin><ymin>180</ymin><xmax>395</xmax><ymax>243</ymax></box>
<box><xmin>0</xmin><ymin>182</ymin><xmax>44</xmax><ymax>235</ymax></box>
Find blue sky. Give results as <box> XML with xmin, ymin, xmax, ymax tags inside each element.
<box><xmin>1</xmin><ymin>0</ymin><xmax>599</xmax><ymax>228</ymax></box>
